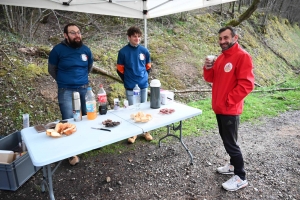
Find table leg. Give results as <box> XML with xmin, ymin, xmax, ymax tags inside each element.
<box><xmin>40</xmin><ymin>161</ymin><xmax>62</xmax><ymax>200</ymax></box>
<box><xmin>158</xmin><ymin>121</ymin><xmax>194</xmax><ymax>165</ymax></box>
<box><xmin>47</xmin><ymin>164</ymin><xmax>55</xmax><ymax>200</ymax></box>
<box><xmin>41</xmin><ymin>166</ymin><xmax>47</xmax><ymax>192</ymax></box>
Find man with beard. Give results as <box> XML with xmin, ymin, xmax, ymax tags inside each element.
<box><xmin>48</xmin><ymin>23</ymin><xmax>93</xmax><ymax>165</ymax></box>
<box><xmin>203</xmin><ymin>26</ymin><xmax>254</xmax><ymax>191</ymax></box>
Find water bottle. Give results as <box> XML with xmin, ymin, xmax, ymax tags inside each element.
<box><xmin>85</xmin><ymin>86</ymin><xmax>97</xmax><ymax>120</ymax></box>
<box><xmin>133</xmin><ymin>84</ymin><xmax>141</xmax><ymax>109</ymax></box>
<box><xmin>97</xmin><ymin>84</ymin><xmax>107</xmax><ymax>115</ymax></box>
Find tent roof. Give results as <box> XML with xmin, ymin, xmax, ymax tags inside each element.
<box><xmin>0</xmin><ymin>0</ymin><xmax>237</xmax><ymax>19</ymax></box>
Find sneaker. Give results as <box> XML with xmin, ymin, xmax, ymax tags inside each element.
<box><xmin>143</xmin><ymin>132</ymin><xmax>153</xmax><ymax>141</ymax></box>
<box><xmin>222</xmin><ymin>175</ymin><xmax>248</xmax><ymax>191</ymax></box>
<box><xmin>128</xmin><ymin>135</ymin><xmax>137</xmax><ymax>144</ymax></box>
<box><xmin>217</xmin><ymin>163</ymin><xmax>234</xmax><ymax>174</ymax></box>
<box><xmin>68</xmin><ymin>155</ymin><xmax>80</xmax><ymax>166</ymax></box>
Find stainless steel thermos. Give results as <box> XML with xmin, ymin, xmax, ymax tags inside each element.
<box><xmin>150</xmin><ymin>79</ymin><xmax>161</xmax><ymax>109</ymax></box>
<box><xmin>72</xmin><ymin>91</ymin><xmax>82</xmax><ymax>121</ymax></box>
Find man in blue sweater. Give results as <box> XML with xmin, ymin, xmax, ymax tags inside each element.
<box><xmin>48</xmin><ymin>23</ymin><xmax>93</xmax><ymax>165</ymax></box>
<box><xmin>116</xmin><ymin>26</ymin><xmax>152</xmax><ymax>143</ymax></box>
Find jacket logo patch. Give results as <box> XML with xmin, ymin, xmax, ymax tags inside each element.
<box><xmin>81</xmin><ymin>54</ymin><xmax>88</xmax><ymax>61</ymax></box>
<box><xmin>139</xmin><ymin>53</ymin><xmax>145</xmax><ymax>60</ymax></box>
<box><xmin>224</xmin><ymin>63</ymin><xmax>233</xmax><ymax>72</ymax></box>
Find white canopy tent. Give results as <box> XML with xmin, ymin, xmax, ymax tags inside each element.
<box><xmin>0</xmin><ymin>0</ymin><xmax>237</xmax><ymax>47</ymax></box>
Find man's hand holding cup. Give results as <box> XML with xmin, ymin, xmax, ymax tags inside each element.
<box><xmin>205</xmin><ymin>55</ymin><xmax>216</xmax><ymax>69</ymax></box>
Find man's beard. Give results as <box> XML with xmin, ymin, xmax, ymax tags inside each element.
<box><xmin>220</xmin><ymin>41</ymin><xmax>235</xmax><ymax>51</ymax></box>
<box><xmin>67</xmin><ymin>36</ymin><xmax>83</xmax><ymax>48</ymax></box>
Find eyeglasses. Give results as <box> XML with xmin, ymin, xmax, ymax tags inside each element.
<box><xmin>68</xmin><ymin>31</ymin><xmax>81</xmax><ymax>35</ymax></box>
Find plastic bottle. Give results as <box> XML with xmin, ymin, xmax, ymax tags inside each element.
<box><xmin>21</xmin><ymin>114</ymin><xmax>29</xmax><ymax>152</ymax></box>
<box><xmin>133</xmin><ymin>84</ymin><xmax>141</xmax><ymax>109</ymax></box>
<box><xmin>97</xmin><ymin>84</ymin><xmax>107</xmax><ymax>115</ymax></box>
<box><xmin>85</xmin><ymin>86</ymin><xmax>97</xmax><ymax>120</ymax></box>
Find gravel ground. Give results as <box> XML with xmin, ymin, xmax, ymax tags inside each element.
<box><xmin>0</xmin><ymin>110</ymin><xmax>299</xmax><ymax>200</ymax></box>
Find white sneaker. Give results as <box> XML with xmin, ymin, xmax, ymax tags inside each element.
<box><xmin>217</xmin><ymin>163</ymin><xmax>234</xmax><ymax>174</ymax></box>
<box><xmin>222</xmin><ymin>175</ymin><xmax>248</xmax><ymax>191</ymax></box>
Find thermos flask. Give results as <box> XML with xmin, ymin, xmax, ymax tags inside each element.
<box><xmin>150</xmin><ymin>79</ymin><xmax>161</xmax><ymax>109</ymax></box>
<box><xmin>72</xmin><ymin>91</ymin><xmax>82</xmax><ymax>121</ymax></box>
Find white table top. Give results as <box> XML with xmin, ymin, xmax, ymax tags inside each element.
<box><xmin>111</xmin><ymin>102</ymin><xmax>202</xmax><ymax>132</ymax></box>
<box><xmin>21</xmin><ymin>101</ymin><xmax>202</xmax><ymax>167</ymax></box>
<box><xmin>21</xmin><ymin>113</ymin><xmax>142</xmax><ymax>166</ymax></box>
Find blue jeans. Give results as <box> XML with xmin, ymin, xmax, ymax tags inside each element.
<box><xmin>126</xmin><ymin>88</ymin><xmax>148</xmax><ymax>106</ymax></box>
<box><xmin>58</xmin><ymin>88</ymin><xmax>87</xmax><ymax>120</ymax></box>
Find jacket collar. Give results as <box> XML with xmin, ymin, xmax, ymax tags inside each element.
<box><xmin>222</xmin><ymin>42</ymin><xmax>240</xmax><ymax>57</ymax></box>
<box><xmin>128</xmin><ymin>42</ymin><xmax>139</xmax><ymax>48</ymax></box>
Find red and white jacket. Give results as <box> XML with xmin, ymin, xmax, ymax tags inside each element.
<box><xmin>203</xmin><ymin>42</ymin><xmax>255</xmax><ymax>115</ymax></box>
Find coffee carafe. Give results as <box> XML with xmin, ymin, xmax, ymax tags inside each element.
<box><xmin>150</xmin><ymin>79</ymin><xmax>161</xmax><ymax>109</ymax></box>
<box><xmin>72</xmin><ymin>91</ymin><xmax>82</xmax><ymax>121</ymax></box>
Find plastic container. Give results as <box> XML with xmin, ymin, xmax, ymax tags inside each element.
<box><xmin>150</xmin><ymin>79</ymin><xmax>161</xmax><ymax>109</ymax></box>
<box><xmin>97</xmin><ymin>84</ymin><xmax>107</xmax><ymax>115</ymax></box>
<box><xmin>0</xmin><ymin>131</ymin><xmax>41</xmax><ymax>191</ymax></box>
<box><xmin>161</xmin><ymin>90</ymin><xmax>174</xmax><ymax>105</ymax></box>
<box><xmin>85</xmin><ymin>87</ymin><xmax>97</xmax><ymax>120</ymax></box>
<box><xmin>133</xmin><ymin>84</ymin><xmax>141</xmax><ymax>109</ymax></box>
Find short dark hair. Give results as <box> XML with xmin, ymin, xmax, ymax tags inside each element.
<box><xmin>127</xmin><ymin>26</ymin><xmax>142</xmax><ymax>37</ymax></box>
<box><xmin>64</xmin><ymin>23</ymin><xmax>81</xmax><ymax>34</ymax></box>
<box><xmin>218</xmin><ymin>26</ymin><xmax>237</xmax><ymax>37</ymax></box>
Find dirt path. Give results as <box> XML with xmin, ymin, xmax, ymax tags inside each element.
<box><xmin>1</xmin><ymin>110</ymin><xmax>299</xmax><ymax>200</ymax></box>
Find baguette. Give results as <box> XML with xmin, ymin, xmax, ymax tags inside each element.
<box><xmin>46</xmin><ymin>129</ymin><xmax>62</xmax><ymax>138</ymax></box>
<box><xmin>46</xmin><ymin>123</ymin><xmax>76</xmax><ymax>137</ymax></box>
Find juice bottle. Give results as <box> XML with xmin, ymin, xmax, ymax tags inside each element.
<box><xmin>85</xmin><ymin>87</ymin><xmax>97</xmax><ymax>120</ymax></box>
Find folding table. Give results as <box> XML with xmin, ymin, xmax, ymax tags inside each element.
<box><xmin>21</xmin><ymin>101</ymin><xmax>202</xmax><ymax>200</ymax></box>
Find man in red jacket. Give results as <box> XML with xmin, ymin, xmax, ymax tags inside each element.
<box><xmin>203</xmin><ymin>26</ymin><xmax>255</xmax><ymax>191</ymax></box>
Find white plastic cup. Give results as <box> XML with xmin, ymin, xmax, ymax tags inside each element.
<box><xmin>123</xmin><ymin>99</ymin><xmax>129</xmax><ymax>108</ymax></box>
<box><xmin>206</xmin><ymin>55</ymin><xmax>216</xmax><ymax>68</ymax></box>
<box><xmin>23</xmin><ymin>114</ymin><xmax>29</xmax><ymax>128</ymax></box>
<box><xmin>114</xmin><ymin>98</ymin><xmax>120</xmax><ymax>110</ymax></box>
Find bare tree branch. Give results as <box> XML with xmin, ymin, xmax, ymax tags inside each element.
<box><xmin>0</xmin><ymin>48</ymin><xmax>17</xmax><ymax>68</ymax></box>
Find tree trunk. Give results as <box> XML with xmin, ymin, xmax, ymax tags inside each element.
<box><xmin>92</xmin><ymin>67</ymin><xmax>123</xmax><ymax>83</ymax></box>
<box><xmin>227</xmin><ymin>0</ymin><xmax>261</xmax><ymax>27</ymax></box>
<box><xmin>231</xmin><ymin>1</ymin><xmax>235</xmax><ymax>14</ymax></box>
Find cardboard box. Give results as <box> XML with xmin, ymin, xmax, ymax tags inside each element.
<box><xmin>0</xmin><ymin>131</ymin><xmax>41</xmax><ymax>191</ymax></box>
<box><xmin>0</xmin><ymin>150</ymin><xmax>14</xmax><ymax>164</ymax></box>
<box><xmin>160</xmin><ymin>90</ymin><xmax>174</xmax><ymax>105</ymax></box>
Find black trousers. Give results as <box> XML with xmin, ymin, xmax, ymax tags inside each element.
<box><xmin>216</xmin><ymin>114</ymin><xmax>246</xmax><ymax>180</ymax></box>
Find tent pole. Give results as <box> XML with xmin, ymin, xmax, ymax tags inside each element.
<box><xmin>144</xmin><ymin>18</ymin><xmax>147</xmax><ymax>48</ymax></box>
<box><xmin>143</xmin><ymin>0</ymin><xmax>148</xmax><ymax>48</ymax></box>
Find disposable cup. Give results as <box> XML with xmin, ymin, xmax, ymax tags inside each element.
<box><xmin>206</xmin><ymin>55</ymin><xmax>216</xmax><ymax>68</ymax></box>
